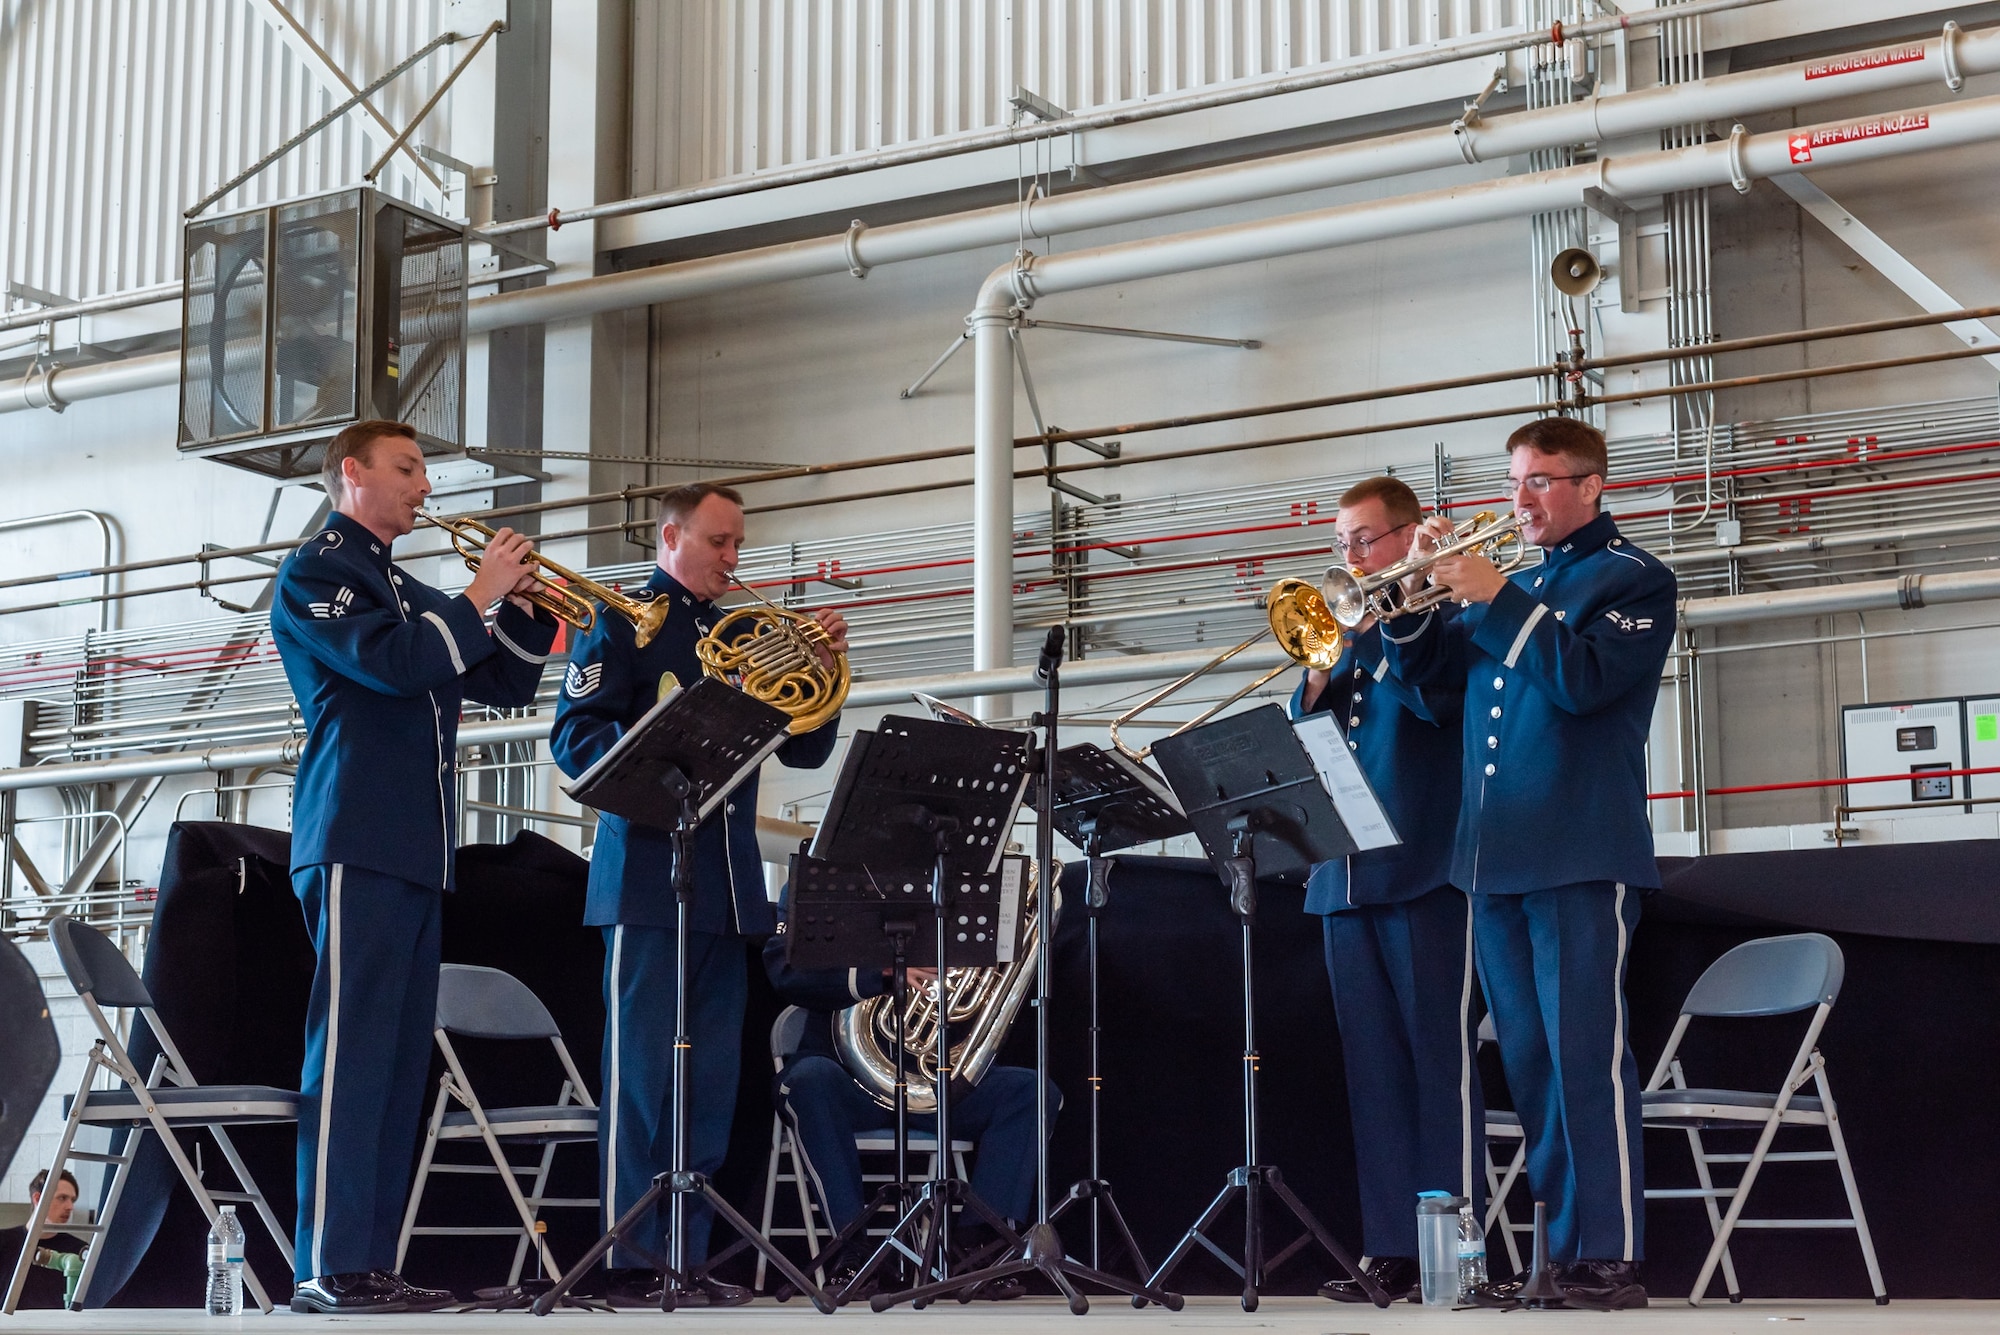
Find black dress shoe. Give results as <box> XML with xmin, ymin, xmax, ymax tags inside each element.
<box><xmin>1319</xmin><ymin>1256</ymin><xmax>1418</xmax><ymax>1304</ymax></box>
<box><xmin>1559</xmin><ymin>1259</ymin><xmax>1647</xmax><ymax>1310</ymax></box>
<box><xmin>645</xmin><ymin>1272</ymin><xmax>755</xmax><ymax>1307</ymax></box>
<box><xmin>962</xmin><ymin>1275</ymin><xmax>1027</xmax><ymax>1301</ymax></box>
<box><xmin>827</xmin><ymin>1263</ymin><xmax>880</xmax><ymax>1304</ymax></box>
<box><xmin>377</xmin><ymin>1270</ymin><xmax>456</xmax><ymax>1311</ymax></box>
<box><xmin>290</xmin><ymin>1271</ymin><xmax>407</xmax><ymax>1314</ymax></box>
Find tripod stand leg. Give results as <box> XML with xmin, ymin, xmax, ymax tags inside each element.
<box><xmin>530</xmin><ymin>1180</ymin><xmax>682</xmax><ymax>1316</ymax></box>
<box><xmin>1242</xmin><ymin>1170</ymin><xmax>1263</xmax><ymax>1311</ymax></box>
<box><xmin>1098</xmin><ymin>1185</ymin><xmax>1157</xmax><ymax>1286</ymax></box>
<box><xmin>1264</xmin><ymin>1169</ymin><xmax>1388</xmax><ymax>1307</ymax></box>
<box><xmin>1139</xmin><ymin>1180</ymin><xmax>1240</xmax><ymax>1306</ymax></box>
<box><xmin>691</xmin><ymin>1175</ymin><xmax>836</xmax><ymax>1314</ymax></box>
<box><xmin>773</xmin><ymin>1182</ymin><xmax>903</xmax><ymax>1303</ymax></box>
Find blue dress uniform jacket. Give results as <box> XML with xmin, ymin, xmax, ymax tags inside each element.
<box><xmin>548</xmin><ymin>567</ymin><xmax>841</xmax><ymax>935</ymax></box>
<box><xmin>1288</xmin><ymin>617</ymin><xmax>1462</xmax><ymax>913</ymax></box>
<box><xmin>270</xmin><ymin>511</ymin><xmax>558</xmax><ymax>890</ymax></box>
<box><xmin>1382</xmin><ymin>512</ymin><xmax>1676</xmax><ymax>895</ymax></box>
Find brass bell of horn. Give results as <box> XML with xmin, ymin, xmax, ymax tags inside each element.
<box><xmin>1550</xmin><ymin>247</ymin><xmax>1603</xmax><ymax>297</ymax></box>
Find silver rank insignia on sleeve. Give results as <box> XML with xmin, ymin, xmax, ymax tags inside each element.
<box><xmin>308</xmin><ymin>587</ymin><xmax>354</xmax><ymax>619</ymax></box>
<box><xmin>565</xmin><ymin>661</ymin><xmax>605</xmax><ymax>697</ymax></box>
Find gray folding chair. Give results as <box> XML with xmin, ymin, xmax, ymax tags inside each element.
<box><xmin>1642</xmin><ymin>932</ymin><xmax>1887</xmax><ymax>1307</ymax></box>
<box><xmin>395</xmin><ymin>964</ymin><xmax>598</xmax><ymax>1287</ymax></box>
<box><xmin>4</xmin><ymin>916</ymin><xmax>297</xmax><ymax>1314</ymax></box>
<box><xmin>755</xmin><ymin>1005</ymin><xmax>970</xmax><ymax>1290</ymax></box>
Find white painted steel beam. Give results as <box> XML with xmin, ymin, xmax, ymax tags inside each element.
<box><xmin>1773</xmin><ymin>173</ymin><xmax>2000</xmax><ymax>372</ymax></box>
<box><xmin>10</xmin><ymin>22</ymin><xmax>2000</xmax><ymax>417</ymax></box>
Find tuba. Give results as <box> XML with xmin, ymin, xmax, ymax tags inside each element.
<box><xmin>1319</xmin><ymin>510</ymin><xmax>1527</xmax><ymax>627</ymax></box>
<box><xmin>695</xmin><ymin>581</ymin><xmax>851</xmax><ymax>734</ymax></box>
<box><xmin>833</xmin><ymin>861</ymin><xmax>1056</xmax><ymax>1112</ymax></box>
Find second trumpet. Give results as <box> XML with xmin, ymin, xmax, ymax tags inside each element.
<box><xmin>1320</xmin><ymin>510</ymin><xmax>1526</xmax><ymax>627</ymax></box>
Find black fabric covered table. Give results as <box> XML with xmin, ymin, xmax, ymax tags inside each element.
<box><xmin>87</xmin><ymin>827</ymin><xmax>2000</xmax><ymax>1303</ymax></box>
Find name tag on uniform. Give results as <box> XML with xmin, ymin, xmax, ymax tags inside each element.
<box><xmin>1292</xmin><ymin>713</ymin><xmax>1400</xmax><ymax>851</ymax></box>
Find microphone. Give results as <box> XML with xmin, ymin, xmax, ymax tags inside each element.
<box><xmin>1035</xmin><ymin>625</ymin><xmax>1066</xmax><ymax>684</ymax></box>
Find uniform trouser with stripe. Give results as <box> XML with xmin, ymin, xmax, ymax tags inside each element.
<box><xmin>777</xmin><ymin>1056</ymin><xmax>1052</xmax><ymax>1235</ymax></box>
<box><xmin>1323</xmin><ymin>885</ymin><xmax>1485</xmax><ymax>1260</ymax></box>
<box><xmin>600</xmin><ymin>925</ymin><xmax>746</xmax><ymax>1270</ymax></box>
<box><xmin>292</xmin><ymin>864</ymin><xmax>442</xmax><ymax>1281</ymax></box>
<box><xmin>1473</xmin><ymin>881</ymin><xmax>1645</xmax><ymax>1265</ymax></box>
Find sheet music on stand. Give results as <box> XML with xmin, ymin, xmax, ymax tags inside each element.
<box><xmin>561</xmin><ymin>676</ymin><xmax>790</xmax><ymax>829</ymax></box>
<box><xmin>784</xmin><ymin>853</ymin><xmax>1028</xmax><ymax>971</ymax></box>
<box><xmin>1048</xmin><ymin>743</ymin><xmax>1190</xmax><ymax>854</ymax></box>
<box><xmin>1152</xmin><ymin>703</ymin><xmax>1359</xmax><ymax>884</ymax></box>
<box><xmin>810</xmin><ymin>714</ymin><xmax>1033</xmax><ymax>875</ymax></box>
<box><xmin>1290</xmin><ymin>712</ymin><xmax>1401</xmax><ymax>852</ymax></box>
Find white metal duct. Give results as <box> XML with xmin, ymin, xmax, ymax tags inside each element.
<box><xmin>632</xmin><ymin>0</ymin><xmax>1524</xmax><ymax>189</ymax></box>
<box><xmin>0</xmin><ymin>0</ymin><xmax>452</xmax><ymax>311</ymax></box>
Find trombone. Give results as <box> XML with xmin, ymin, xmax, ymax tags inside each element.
<box><xmin>1319</xmin><ymin>510</ymin><xmax>1527</xmax><ymax>628</ymax></box>
<box><xmin>1108</xmin><ymin>576</ymin><xmax>1345</xmax><ymax>761</ymax></box>
<box><xmin>419</xmin><ymin>511</ymin><xmax>673</xmax><ymax>647</ymax></box>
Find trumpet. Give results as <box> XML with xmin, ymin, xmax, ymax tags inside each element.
<box><xmin>1108</xmin><ymin>576</ymin><xmax>1344</xmax><ymax>761</ymax></box>
<box><xmin>419</xmin><ymin>511</ymin><xmax>672</xmax><ymax>647</ymax></box>
<box><xmin>1320</xmin><ymin>510</ymin><xmax>1527</xmax><ymax>628</ymax></box>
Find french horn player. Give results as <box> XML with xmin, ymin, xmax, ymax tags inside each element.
<box><xmin>549</xmin><ymin>481</ymin><xmax>848</xmax><ymax>1308</ymax></box>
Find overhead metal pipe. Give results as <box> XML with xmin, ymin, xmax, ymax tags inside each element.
<box><xmin>12</xmin><ymin>21</ymin><xmax>1998</xmax><ymax>415</ymax></box>
<box><xmin>968</xmin><ymin>90</ymin><xmax>2000</xmax><ymax>654</ymax></box>
<box><xmin>477</xmin><ymin>0</ymin><xmax>1782</xmax><ymax>239</ymax></box>
<box><xmin>1679</xmin><ymin>567</ymin><xmax>2000</xmax><ymax>628</ymax></box>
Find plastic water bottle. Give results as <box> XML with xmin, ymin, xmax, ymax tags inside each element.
<box><xmin>1415</xmin><ymin>1192</ymin><xmax>1465</xmax><ymax>1308</ymax></box>
<box><xmin>206</xmin><ymin>1206</ymin><xmax>243</xmax><ymax>1316</ymax></box>
<box><xmin>1457</xmin><ymin>1203</ymin><xmax>1489</xmax><ymax>1300</ymax></box>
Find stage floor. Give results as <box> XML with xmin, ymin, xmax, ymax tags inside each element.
<box><xmin>0</xmin><ymin>1298</ymin><xmax>1984</xmax><ymax>1332</ymax></box>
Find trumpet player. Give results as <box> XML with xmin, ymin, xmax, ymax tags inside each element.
<box><xmin>271</xmin><ymin>420</ymin><xmax>557</xmax><ymax>1312</ymax></box>
<box><xmin>549</xmin><ymin>482</ymin><xmax>847</xmax><ymax>1305</ymax></box>
<box><xmin>1381</xmin><ymin>418</ymin><xmax>1675</xmax><ymax>1311</ymax></box>
<box><xmin>1293</xmin><ymin>476</ymin><xmax>1482</xmax><ymax>1304</ymax></box>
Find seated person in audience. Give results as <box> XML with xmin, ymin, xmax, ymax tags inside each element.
<box><xmin>4</xmin><ymin>1170</ymin><xmax>88</xmax><ymax>1308</ymax></box>
<box><xmin>762</xmin><ymin>895</ymin><xmax>1056</xmax><ymax>1299</ymax></box>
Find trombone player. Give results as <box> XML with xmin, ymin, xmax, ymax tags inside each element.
<box><xmin>549</xmin><ymin>482</ymin><xmax>847</xmax><ymax>1305</ymax></box>
<box><xmin>1292</xmin><ymin>477</ymin><xmax>1483</xmax><ymax>1303</ymax></box>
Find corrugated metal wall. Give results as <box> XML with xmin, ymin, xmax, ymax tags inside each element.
<box><xmin>633</xmin><ymin>0</ymin><xmax>1525</xmax><ymax>190</ymax></box>
<box><xmin>0</xmin><ymin>0</ymin><xmax>452</xmax><ymax>308</ymax></box>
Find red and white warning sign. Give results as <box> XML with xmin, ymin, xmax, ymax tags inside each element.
<box><xmin>1804</xmin><ymin>45</ymin><xmax>1926</xmax><ymax>80</ymax></box>
<box><xmin>1787</xmin><ymin>113</ymin><xmax>1930</xmax><ymax>164</ymax></box>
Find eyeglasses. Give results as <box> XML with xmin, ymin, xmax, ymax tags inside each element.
<box><xmin>1508</xmin><ymin>472</ymin><xmax>1597</xmax><ymax>495</ymax></box>
<box><xmin>1333</xmin><ymin>521</ymin><xmax>1415</xmax><ymax>558</ymax></box>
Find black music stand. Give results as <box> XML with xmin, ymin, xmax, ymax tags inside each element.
<box><xmin>1043</xmin><ymin>742</ymin><xmax>1190</xmax><ymax>1285</ymax></box>
<box><xmin>799</xmin><ymin>715</ymin><xmax>1035</xmax><ymax>1309</ymax></box>
<box><xmin>773</xmin><ymin>851</ymin><xmax>1017</xmax><ymax>1300</ymax></box>
<box><xmin>881</xmin><ymin>631</ymin><xmax>1185</xmax><ymax>1314</ymax></box>
<box><xmin>532</xmin><ymin>679</ymin><xmax>835</xmax><ymax>1315</ymax></box>
<box><xmin>1144</xmin><ymin>704</ymin><xmax>1390</xmax><ymax>1311</ymax></box>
